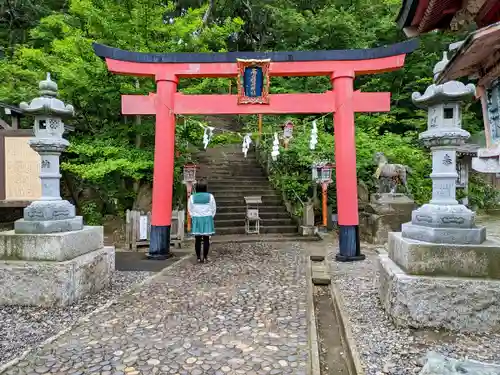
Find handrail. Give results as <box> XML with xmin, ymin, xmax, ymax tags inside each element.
<box><xmin>291</xmin><ymin>188</ymin><xmax>305</xmax><ymax>207</ymax></box>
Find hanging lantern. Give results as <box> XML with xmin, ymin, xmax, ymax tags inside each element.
<box><xmin>313</xmin><ymin>162</ymin><xmax>335</xmax><ymax>184</ymax></box>
<box><xmin>183</xmin><ymin>163</ymin><xmax>197</xmax><ymax>184</ymax></box>
<box><xmin>312</xmin><ymin>162</ymin><xmax>334</xmax><ymax>229</ymax></box>
<box><xmin>283</xmin><ymin>120</ymin><xmax>294</xmax><ymax>139</ymax></box>
<box><xmin>319</xmin><ymin>163</ymin><xmax>334</xmax><ymax>184</ymax></box>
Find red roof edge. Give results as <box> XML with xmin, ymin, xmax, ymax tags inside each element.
<box><xmin>417</xmin><ymin>0</ymin><xmax>463</xmax><ymax>34</ymax></box>
<box><xmin>476</xmin><ymin>0</ymin><xmax>500</xmax><ymax>28</ymax></box>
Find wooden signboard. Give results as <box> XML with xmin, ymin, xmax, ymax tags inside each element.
<box><xmin>0</xmin><ymin>130</ymin><xmax>41</xmax><ymax>207</ymax></box>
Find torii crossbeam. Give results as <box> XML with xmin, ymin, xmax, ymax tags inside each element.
<box><xmin>93</xmin><ymin>39</ymin><xmax>418</xmax><ymax>260</ymax></box>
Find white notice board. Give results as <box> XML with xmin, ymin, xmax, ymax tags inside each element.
<box><xmin>139</xmin><ymin>215</ymin><xmax>148</xmax><ymax>240</ymax></box>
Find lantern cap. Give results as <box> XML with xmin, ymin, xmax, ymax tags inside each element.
<box><xmin>19</xmin><ymin>73</ymin><xmax>75</xmax><ymax>117</ymax></box>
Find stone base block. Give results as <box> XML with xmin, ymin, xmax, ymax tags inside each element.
<box><xmin>300</xmin><ymin>225</ymin><xmax>317</xmax><ymax>236</ymax></box>
<box><xmin>388</xmin><ymin>232</ymin><xmax>500</xmax><ymax>278</ymax></box>
<box><xmin>410</xmin><ymin>203</ymin><xmax>475</xmax><ymax>229</ymax></box>
<box><xmin>0</xmin><ymin>247</ymin><xmax>115</xmax><ymax>306</ymax></box>
<box><xmin>359</xmin><ymin>194</ymin><xmax>414</xmax><ymax>244</ymax></box>
<box><xmin>15</xmin><ymin>216</ymin><xmax>84</xmax><ymax>234</ymax></box>
<box><xmin>360</xmin><ymin>212</ymin><xmax>411</xmax><ymax>245</ymax></box>
<box><xmin>370</xmin><ymin>193</ymin><xmax>415</xmax><ymax>209</ymax></box>
<box><xmin>0</xmin><ymin>226</ymin><xmax>104</xmax><ymax>261</ymax></box>
<box><xmin>23</xmin><ymin>199</ymin><xmax>76</xmax><ymax>222</ymax></box>
<box><xmin>311</xmin><ymin>262</ymin><xmax>331</xmax><ymax>285</ymax></box>
<box><xmin>378</xmin><ymin>253</ymin><xmax>500</xmax><ymax>332</ymax></box>
<box><xmin>401</xmin><ymin>222</ymin><xmax>486</xmax><ymax>244</ymax></box>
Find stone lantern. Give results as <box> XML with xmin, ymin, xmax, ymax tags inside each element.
<box><xmin>0</xmin><ymin>74</ymin><xmax>114</xmax><ymax>307</ymax></box>
<box><xmin>402</xmin><ymin>53</ymin><xmax>481</xmax><ymax>244</ymax></box>
<box><xmin>283</xmin><ymin>120</ymin><xmax>294</xmax><ymax>148</ymax></box>
<box><xmin>15</xmin><ymin>73</ymin><xmax>83</xmax><ymax>234</ymax></box>
<box><xmin>378</xmin><ymin>53</ymin><xmax>500</xmax><ymax>333</ymax></box>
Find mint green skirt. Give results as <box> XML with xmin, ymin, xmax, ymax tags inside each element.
<box><xmin>191</xmin><ymin>215</ymin><xmax>215</xmax><ymax>235</ymax></box>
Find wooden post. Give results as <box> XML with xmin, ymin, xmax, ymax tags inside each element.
<box><xmin>258</xmin><ymin>114</ymin><xmax>263</xmax><ymax>138</ymax></box>
<box><xmin>229</xmin><ymin>79</ymin><xmax>232</xmax><ymax>94</ymax></box>
<box><xmin>186</xmin><ymin>183</ymin><xmax>192</xmax><ymax>232</ymax></box>
<box><xmin>322</xmin><ymin>182</ymin><xmax>328</xmax><ymax>227</ymax></box>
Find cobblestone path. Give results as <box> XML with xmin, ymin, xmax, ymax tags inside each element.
<box><xmin>5</xmin><ymin>243</ymin><xmax>309</xmax><ymax>375</ymax></box>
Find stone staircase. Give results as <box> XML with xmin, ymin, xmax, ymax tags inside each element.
<box><xmin>196</xmin><ymin>144</ymin><xmax>299</xmax><ymax>237</ymax></box>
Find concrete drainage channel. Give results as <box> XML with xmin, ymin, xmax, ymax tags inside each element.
<box><xmin>309</xmin><ymin>252</ymin><xmax>363</xmax><ymax>375</ymax></box>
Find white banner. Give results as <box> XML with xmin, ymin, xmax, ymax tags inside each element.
<box><xmin>139</xmin><ymin>215</ymin><xmax>148</xmax><ymax>240</ymax></box>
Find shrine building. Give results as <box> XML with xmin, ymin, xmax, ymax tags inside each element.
<box><xmin>397</xmin><ymin>0</ymin><xmax>500</xmax><ymax>175</ymax></box>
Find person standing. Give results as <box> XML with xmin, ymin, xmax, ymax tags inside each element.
<box><xmin>188</xmin><ymin>181</ymin><xmax>216</xmax><ymax>263</ymax></box>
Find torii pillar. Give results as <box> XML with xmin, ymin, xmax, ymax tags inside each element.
<box><xmin>93</xmin><ymin>39</ymin><xmax>418</xmax><ymax>260</ymax></box>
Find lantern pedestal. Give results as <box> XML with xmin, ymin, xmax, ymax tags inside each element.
<box><xmin>359</xmin><ymin>193</ymin><xmax>414</xmax><ymax>245</ymax></box>
<box><xmin>379</xmin><ymin>234</ymin><xmax>500</xmax><ymax>332</ymax></box>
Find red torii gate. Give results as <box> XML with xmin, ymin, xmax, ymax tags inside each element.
<box><xmin>93</xmin><ymin>40</ymin><xmax>418</xmax><ymax>260</ymax></box>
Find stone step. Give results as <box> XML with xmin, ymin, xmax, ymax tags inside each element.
<box><xmin>208</xmin><ymin>183</ymin><xmax>272</xmax><ymax>190</ymax></box>
<box><xmin>215</xmin><ymin>212</ymin><xmax>291</xmax><ymax>220</ymax></box>
<box><xmin>206</xmin><ymin>165</ymin><xmax>263</xmax><ymax>170</ymax></box>
<box><xmin>207</xmin><ymin>172</ymin><xmax>266</xmax><ymax>177</ymax></box>
<box><xmin>202</xmin><ymin>159</ymin><xmax>259</xmax><ymax>164</ymax></box>
<box><xmin>215</xmin><ymin>196</ymin><xmax>283</xmax><ymax>205</ymax></box>
<box><xmin>198</xmin><ymin>159</ymin><xmax>259</xmax><ymax>165</ymax></box>
<box><xmin>215</xmin><ymin>218</ymin><xmax>295</xmax><ymax>227</ymax></box>
<box><xmin>211</xmin><ymin>190</ymin><xmax>277</xmax><ymax>198</ymax></box>
<box><xmin>216</xmin><ymin>225</ymin><xmax>297</xmax><ymax>235</ymax></box>
<box><xmin>207</xmin><ymin>179</ymin><xmax>269</xmax><ymax>185</ymax></box>
<box><xmin>206</xmin><ymin>171</ymin><xmax>265</xmax><ymax>176</ymax></box>
<box><xmin>204</xmin><ymin>164</ymin><xmax>262</xmax><ymax>169</ymax></box>
<box><xmin>311</xmin><ymin>261</ymin><xmax>331</xmax><ymax>285</ymax></box>
<box><xmin>217</xmin><ymin>205</ymin><xmax>288</xmax><ymax>214</ymax></box>
<box><xmin>205</xmin><ymin>177</ymin><xmax>269</xmax><ymax>183</ymax></box>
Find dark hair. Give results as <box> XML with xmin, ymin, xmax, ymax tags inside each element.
<box><xmin>196</xmin><ymin>181</ymin><xmax>208</xmax><ymax>193</ymax></box>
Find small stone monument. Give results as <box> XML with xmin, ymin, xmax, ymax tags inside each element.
<box><xmin>378</xmin><ymin>53</ymin><xmax>500</xmax><ymax>332</ymax></box>
<box><xmin>0</xmin><ymin>74</ymin><xmax>115</xmax><ymax>306</ymax></box>
<box><xmin>359</xmin><ymin>152</ymin><xmax>414</xmax><ymax>244</ymax></box>
<box><xmin>419</xmin><ymin>352</ymin><xmax>500</xmax><ymax>375</ymax></box>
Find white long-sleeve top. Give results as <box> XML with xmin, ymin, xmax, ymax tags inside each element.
<box><xmin>188</xmin><ymin>193</ymin><xmax>217</xmax><ymax>218</ymax></box>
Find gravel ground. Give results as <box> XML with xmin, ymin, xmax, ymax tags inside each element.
<box><xmin>0</xmin><ymin>270</ymin><xmax>153</xmax><ymax>367</ymax></box>
<box><xmin>325</xmin><ymin>241</ymin><xmax>500</xmax><ymax>375</ymax></box>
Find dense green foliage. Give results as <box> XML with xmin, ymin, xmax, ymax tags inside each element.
<box><xmin>0</xmin><ymin>0</ymin><xmax>496</xmax><ymax>223</ymax></box>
